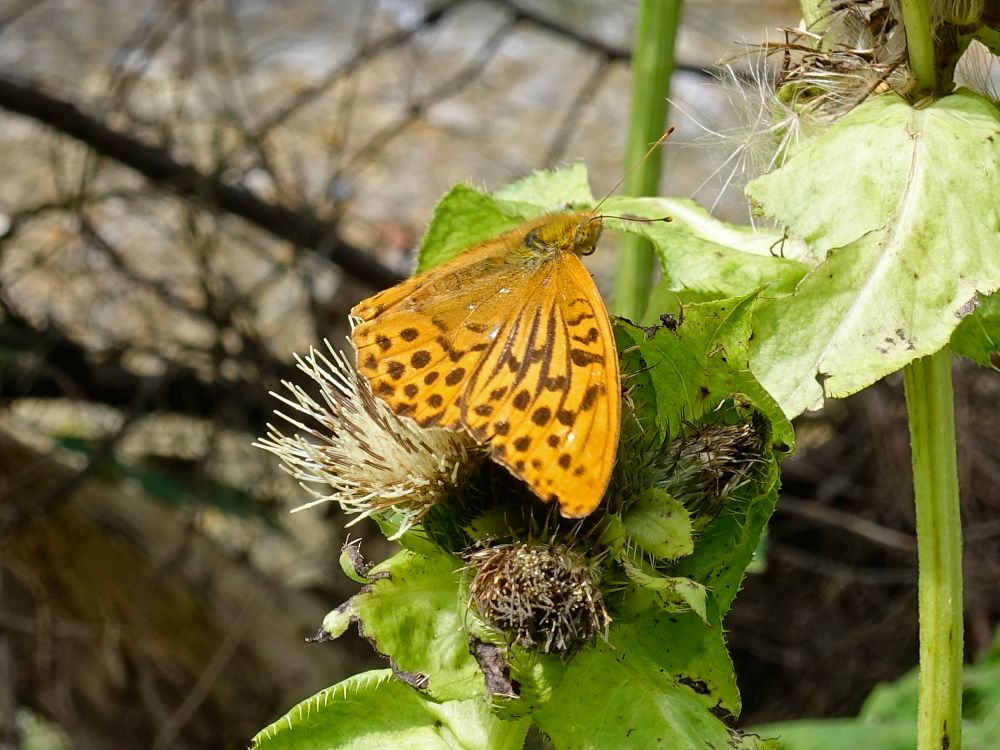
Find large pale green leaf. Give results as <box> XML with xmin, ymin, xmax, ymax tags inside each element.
<box><xmin>251</xmin><ymin>670</ymin><xmax>529</xmax><ymax>750</ymax></box>
<box><xmin>602</xmin><ymin>195</ymin><xmax>808</xmax><ymax>300</ymax></box>
<box><xmin>747</xmin><ymin>90</ymin><xmax>1000</xmax><ymax>417</ymax></box>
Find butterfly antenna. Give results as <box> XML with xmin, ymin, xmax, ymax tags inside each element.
<box><xmin>590</xmin><ymin>126</ymin><xmax>675</xmax><ymax>218</ymax></box>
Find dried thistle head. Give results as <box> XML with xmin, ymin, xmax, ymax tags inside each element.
<box><xmin>705</xmin><ymin>2</ymin><xmax>911</xmax><ymax>195</ymax></box>
<box><xmin>255</xmin><ymin>342</ymin><xmax>480</xmax><ymax>539</ymax></box>
<box><xmin>463</xmin><ymin>542</ymin><xmax>610</xmax><ymax>654</ymax></box>
<box><xmin>763</xmin><ymin>20</ymin><xmax>911</xmax><ymax>124</ymax></box>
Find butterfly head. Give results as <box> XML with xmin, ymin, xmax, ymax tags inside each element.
<box><xmin>522</xmin><ymin>212</ymin><xmax>603</xmax><ymax>260</ymax></box>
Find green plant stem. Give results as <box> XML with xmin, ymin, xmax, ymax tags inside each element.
<box><xmin>899</xmin><ymin>0</ymin><xmax>937</xmax><ymax>91</ymax></box>
<box><xmin>903</xmin><ymin>351</ymin><xmax>964</xmax><ymax>750</ymax></box>
<box><xmin>611</xmin><ymin>0</ymin><xmax>681</xmax><ymax>322</ymax></box>
<box><xmin>799</xmin><ymin>0</ymin><xmax>827</xmax><ymax>31</ymax></box>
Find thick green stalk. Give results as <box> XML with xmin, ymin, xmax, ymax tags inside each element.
<box><xmin>899</xmin><ymin>0</ymin><xmax>937</xmax><ymax>91</ymax></box>
<box><xmin>611</xmin><ymin>0</ymin><xmax>682</xmax><ymax>321</ymax></box>
<box><xmin>903</xmin><ymin>351</ymin><xmax>964</xmax><ymax>750</ymax></box>
<box><xmin>898</xmin><ymin>3</ymin><xmax>961</xmax><ymax>748</ymax></box>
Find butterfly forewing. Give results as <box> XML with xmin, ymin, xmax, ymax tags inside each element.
<box><xmin>461</xmin><ymin>252</ymin><xmax>619</xmax><ymax>516</ymax></box>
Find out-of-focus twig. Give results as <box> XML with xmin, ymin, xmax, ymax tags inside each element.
<box><xmin>0</xmin><ymin>75</ymin><xmax>404</xmax><ymax>289</ymax></box>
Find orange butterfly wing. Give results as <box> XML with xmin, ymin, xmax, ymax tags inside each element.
<box><xmin>351</xmin><ymin>213</ymin><xmax>620</xmax><ymax>517</ymax></box>
<box><xmin>351</xmin><ymin>232</ymin><xmax>522</xmax><ymax>431</ymax></box>
<box><xmin>460</xmin><ymin>252</ymin><xmax>620</xmax><ymax>517</ymax></box>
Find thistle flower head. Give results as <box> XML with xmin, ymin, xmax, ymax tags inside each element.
<box><xmin>654</xmin><ymin>417</ymin><xmax>770</xmax><ymax>532</ymax></box>
<box><xmin>255</xmin><ymin>342</ymin><xmax>479</xmax><ymax>539</ymax></box>
<box><xmin>463</xmin><ymin>542</ymin><xmax>610</xmax><ymax>654</ymax></box>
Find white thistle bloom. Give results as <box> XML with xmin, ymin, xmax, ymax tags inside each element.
<box><xmin>255</xmin><ymin>341</ymin><xmax>479</xmax><ymax>539</ymax></box>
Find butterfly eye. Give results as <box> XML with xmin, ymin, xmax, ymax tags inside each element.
<box><xmin>523</xmin><ymin>229</ymin><xmax>539</xmax><ymax>247</ymax></box>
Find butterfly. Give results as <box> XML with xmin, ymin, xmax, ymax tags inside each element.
<box><xmin>350</xmin><ymin>210</ymin><xmax>620</xmax><ymax>518</ymax></box>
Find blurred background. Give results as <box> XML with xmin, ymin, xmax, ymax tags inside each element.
<box><xmin>1</xmin><ymin>1</ymin><xmax>998</xmax><ymax>748</ymax></box>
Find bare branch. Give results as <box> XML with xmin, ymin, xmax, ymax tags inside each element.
<box><xmin>0</xmin><ymin>74</ymin><xmax>404</xmax><ymax>289</ymax></box>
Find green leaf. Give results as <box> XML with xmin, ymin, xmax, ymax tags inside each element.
<box><xmin>347</xmin><ymin>548</ymin><xmax>482</xmax><ymax>702</ymax></box>
<box><xmin>755</xmin><ymin>634</ymin><xmax>1000</xmax><ymax>750</ymax></box>
<box><xmin>617</xmin><ymin>295</ymin><xmax>763</xmax><ymax>438</ymax></box>
<box><xmin>415</xmin><ymin>185</ymin><xmax>525</xmax><ymax>273</ymax></box>
<box><xmin>493</xmin><ymin>161</ymin><xmax>595</xmax><ymax>207</ymax></box>
<box><xmin>415</xmin><ymin>164</ymin><xmax>595</xmax><ymax>273</ymax></box>
<box><xmin>672</xmin><ymin>461</ymin><xmax>780</xmax><ymax>614</ymax></box>
<box><xmin>318</xmin><ymin>604</ymin><xmax>353</xmax><ymax>640</ymax></box>
<box><xmin>747</xmin><ymin>90</ymin><xmax>1000</xmax><ymax>418</ymax></box>
<box><xmin>601</xmin><ymin>195</ymin><xmax>809</xmax><ymax>300</ymax></box>
<box><xmin>621</xmin><ymin>561</ymin><xmax>709</xmax><ymax>622</ymax></box>
<box><xmin>251</xmin><ymin>670</ymin><xmax>529</xmax><ymax>750</ymax></box>
<box><xmin>620</xmin><ymin>487</ymin><xmax>694</xmax><ymax>560</ymax></box>
<box><xmin>533</xmin><ymin>612</ymin><xmax>746</xmax><ymax>748</ymax></box>
<box><xmin>951</xmin><ymin>291</ymin><xmax>1000</xmax><ymax>365</ymax></box>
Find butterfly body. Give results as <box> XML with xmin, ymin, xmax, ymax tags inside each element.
<box><xmin>351</xmin><ymin>211</ymin><xmax>620</xmax><ymax>518</ymax></box>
